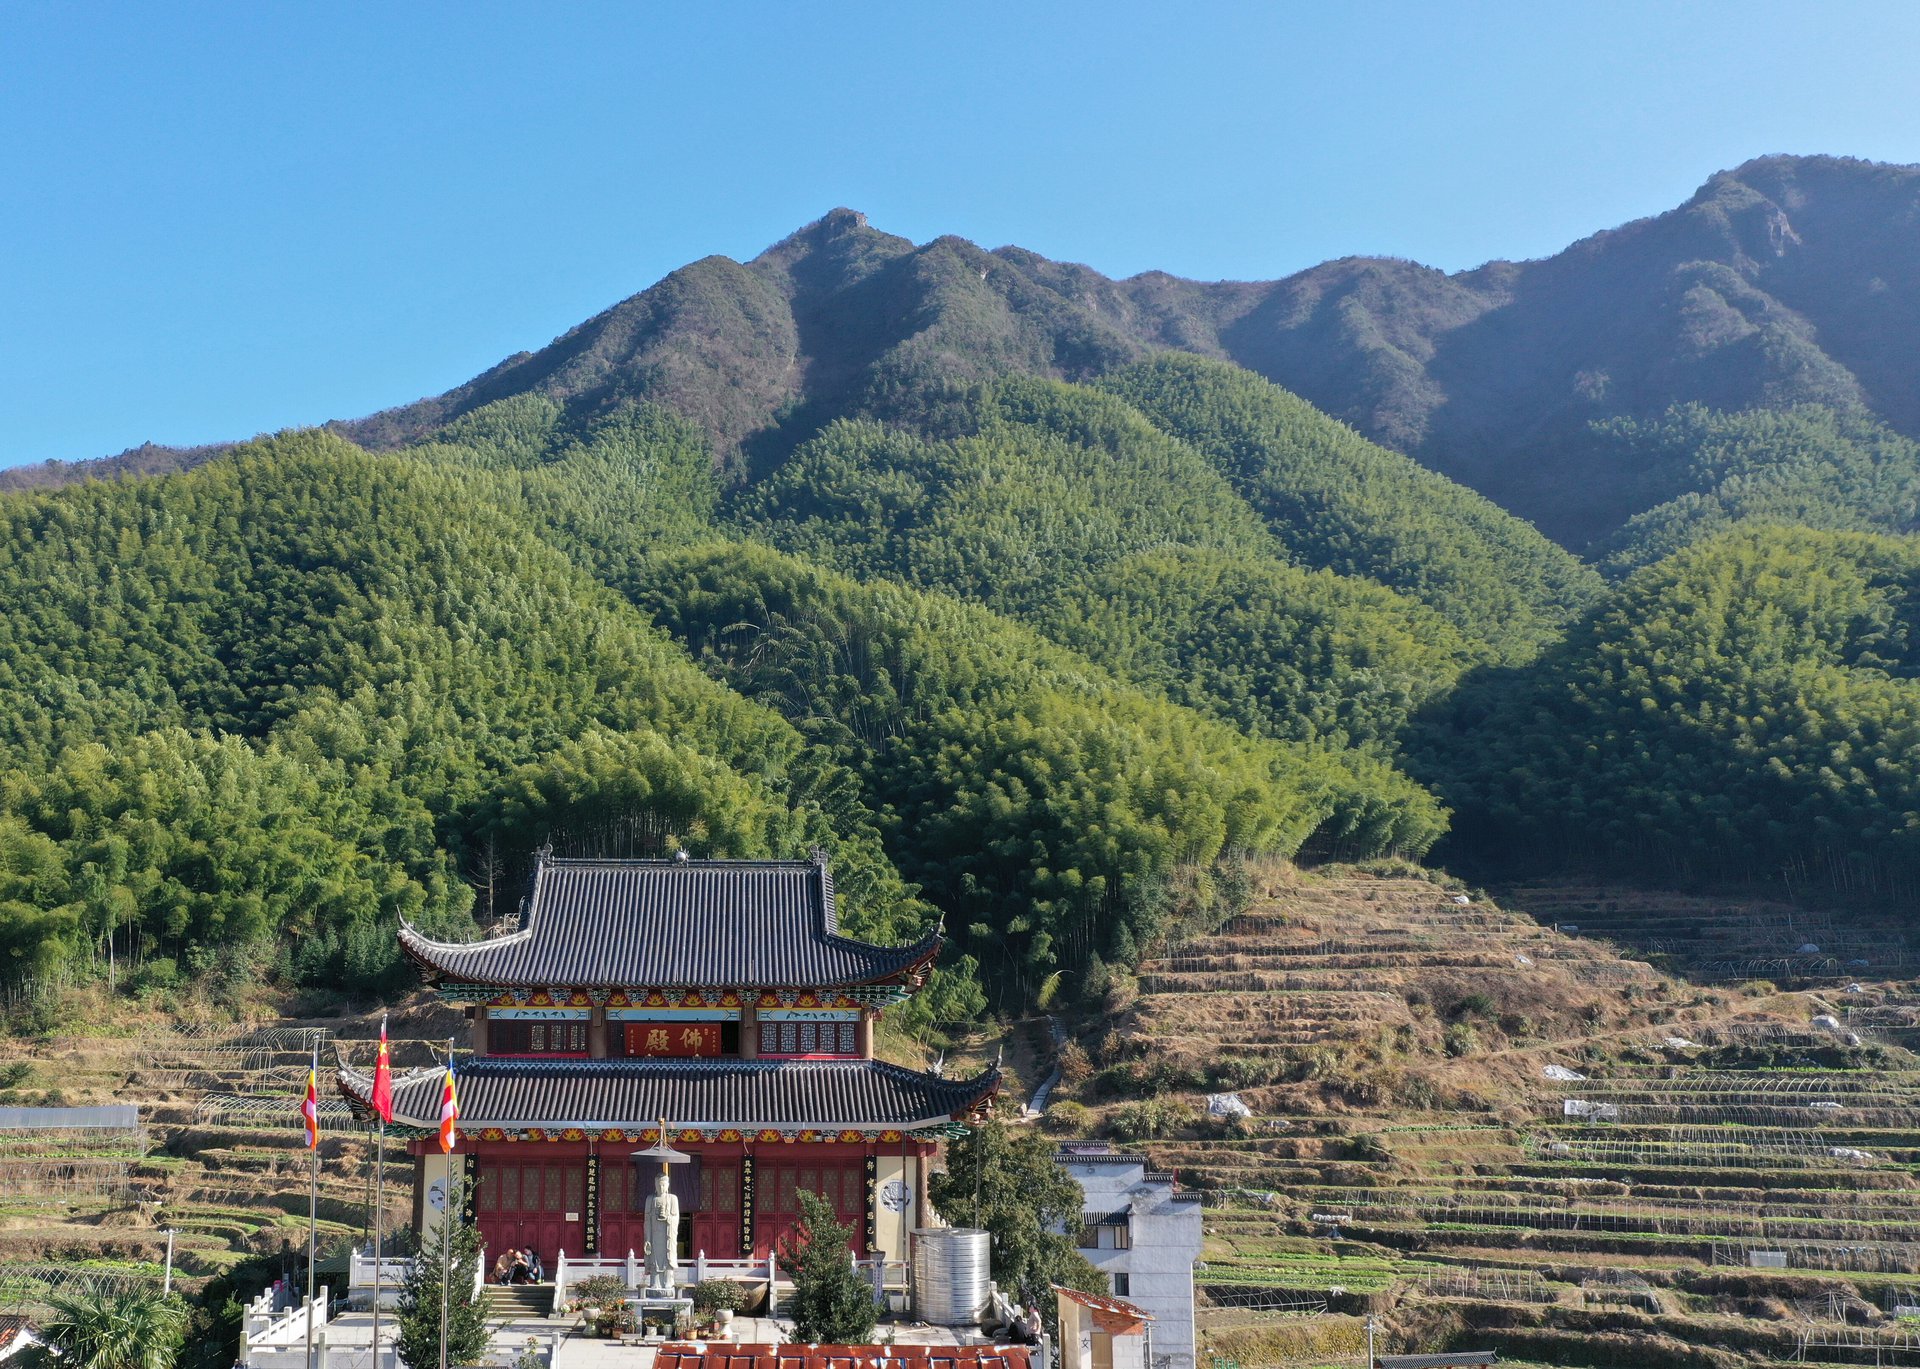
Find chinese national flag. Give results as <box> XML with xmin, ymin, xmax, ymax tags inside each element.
<box><xmin>301</xmin><ymin>1067</ymin><xmax>319</xmax><ymax>1150</ymax></box>
<box><xmin>438</xmin><ymin>1064</ymin><xmax>459</xmax><ymax>1155</ymax></box>
<box><xmin>370</xmin><ymin>1017</ymin><xmax>395</xmax><ymax>1125</ymax></box>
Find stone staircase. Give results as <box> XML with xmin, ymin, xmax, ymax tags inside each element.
<box><xmin>482</xmin><ymin>1282</ymin><xmax>553</xmax><ymax>1319</ymax></box>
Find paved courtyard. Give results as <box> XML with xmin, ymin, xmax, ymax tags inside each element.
<box><xmin>309</xmin><ymin>1312</ymin><xmax>989</xmax><ymax>1368</ymax></box>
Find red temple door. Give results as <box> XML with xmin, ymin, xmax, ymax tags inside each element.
<box><xmin>477</xmin><ymin>1157</ymin><xmax>585</xmax><ymax>1272</ymax></box>
<box><xmin>757</xmin><ymin>1161</ymin><xmax>865</xmax><ymax>1258</ymax></box>
<box><xmin>602</xmin><ymin>1159</ymin><xmax>742</xmax><ymax>1260</ymax></box>
<box><xmin>600</xmin><ymin>1162</ymin><xmax>645</xmax><ymax>1262</ymax></box>
<box><xmin>693</xmin><ymin>1162</ymin><xmax>741</xmax><ymax>1259</ymax></box>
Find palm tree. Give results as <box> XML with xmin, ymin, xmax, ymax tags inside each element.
<box><xmin>38</xmin><ymin>1289</ymin><xmax>189</xmax><ymax>1369</ymax></box>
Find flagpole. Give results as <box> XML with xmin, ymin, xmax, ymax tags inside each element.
<box><xmin>439</xmin><ymin>1040</ymin><xmax>453</xmax><ymax>1369</ymax></box>
<box><xmin>373</xmin><ymin>1117</ymin><xmax>385</xmax><ymax>1360</ymax></box>
<box><xmin>306</xmin><ymin>1039</ymin><xmax>319</xmax><ymax>1369</ymax></box>
<box><xmin>372</xmin><ymin>1014</ymin><xmax>387</xmax><ymax>1367</ymax></box>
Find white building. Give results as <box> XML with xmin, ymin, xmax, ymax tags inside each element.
<box><xmin>1056</xmin><ymin>1144</ymin><xmax>1203</xmax><ymax>1369</ymax></box>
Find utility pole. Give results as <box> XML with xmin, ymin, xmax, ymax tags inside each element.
<box><xmin>1365</xmin><ymin>1313</ymin><xmax>1377</xmax><ymax>1369</ymax></box>
<box><xmin>163</xmin><ymin>1227</ymin><xmax>174</xmax><ymax>1296</ymax></box>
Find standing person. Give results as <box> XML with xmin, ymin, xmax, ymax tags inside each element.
<box><xmin>1017</xmin><ymin>1303</ymin><xmax>1043</xmax><ymax>1345</ymax></box>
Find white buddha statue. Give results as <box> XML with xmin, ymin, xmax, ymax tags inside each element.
<box><xmin>643</xmin><ymin>1168</ymin><xmax>680</xmax><ymax>1294</ymax></box>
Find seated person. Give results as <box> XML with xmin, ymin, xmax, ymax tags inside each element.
<box><xmin>492</xmin><ymin>1251</ymin><xmax>516</xmax><ymax>1285</ymax></box>
<box><xmin>528</xmin><ymin>1249</ymin><xmax>546</xmax><ymax>1283</ymax></box>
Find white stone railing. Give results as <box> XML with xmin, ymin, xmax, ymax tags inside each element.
<box><xmin>240</xmin><ymin>1282</ymin><xmax>346</xmax><ymax>1367</ymax></box>
<box><xmin>551</xmin><ymin>1249</ymin><xmax>787</xmax><ymax>1315</ymax></box>
<box><xmin>345</xmin><ymin>1244</ymin><xmax>486</xmax><ymax>1306</ymax></box>
<box><xmin>860</xmin><ymin>1255</ymin><xmax>912</xmax><ymax>1306</ymax></box>
<box><xmin>547</xmin><ymin>1249</ymin><xmax>907</xmax><ymax>1317</ymax></box>
<box><xmin>347</xmin><ymin>1247</ymin><xmax>413</xmax><ymax>1308</ymax></box>
<box><xmin>240</xmin><ymin>1279</ymin><xmax>297</xmax><ymax>1342</ymax></box>
<box><xmin>246</xmin><ymin>1341</ymin><xmax>398</xmax><ymax>1369</ymax></box>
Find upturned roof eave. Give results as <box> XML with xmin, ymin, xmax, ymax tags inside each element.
<box><xmin>337</xmin><ymin>1057</ymin><xmax>999</xmax><ymax>1133</ymax></box>
<box><xmin>397</xmin><ymin>920</ymin><xmax>945</xmax><ymax>993</ymax></box>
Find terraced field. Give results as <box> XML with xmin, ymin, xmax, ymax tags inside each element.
<box><xmin>1056</xmin><ymin>867</ymin><xmax>1920</xmax><ymax>1368</ymax></box>
<box><xmin>0</xmin><ymin>1003</ymin><xmax>448</xmax><ymax>1345</ymax></box>
<box><xmin>1499</xmin><ymin>884</ymin><xmax>1918</xmax><ymax>986</ymax></box>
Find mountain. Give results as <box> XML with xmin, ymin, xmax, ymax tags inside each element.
<box><xmin>309</xmin><ymin>155</ymin><xmax>1920</xmax><ymax>549</ymax></box>
<box><xmin>734</xmin><ymin>362</ymin><xmax>1597</xmax><ymax>677</ymax></box>
<box><xmin>8</xmin><ymin>155</ymin><xmax>1920</xmax><ymax>1015</ymax></box>
<box><xmin>26</xmin><ymin>156</ymin><xmax>1920</xmax><ymax>555</ymax></box>
<box><xmin>1220</xmin><ymin>155</ymin><xmax>1920</xmax><ymax>546</ymax></box>
<box><xmin>0</xmin><ymin>439</ymin><xmax>231</xmax><ymax>494</ymax></box>
<box><xmin>1589</xmin><ymin>403</ymin><xmax>1920</xmax><ymax>573</ymax></box>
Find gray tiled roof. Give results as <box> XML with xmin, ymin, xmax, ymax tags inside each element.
<box><xmin>338</xmin><ymin>1057</ymin><xmax>999</xmax><ymax>1131</ymax></box>
<box><xmin>399</xmin><ymin>856</ymin><xmax>941</xmax><ymax>990</ymax></box>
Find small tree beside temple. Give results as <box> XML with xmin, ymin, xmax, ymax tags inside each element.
<box><xmin>396</xmin><ymin>1186</ymin><xmax>490</xmax><ymax>1369</ymax></box>
<box><xmin>778</xmin><ymin>1190</ymin><xmax>878</xmax><ymax>1345</ymax></box>
<box><xmin>929</xmin><ymin>1119</ymin><xmax>1104</xmax><ymax>1320</ymax></box>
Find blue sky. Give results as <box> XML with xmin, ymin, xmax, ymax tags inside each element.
<box><xmin>4</xmin><ymin>2</ymin><xmax>1919</xmax><ymax>468</ymax></box>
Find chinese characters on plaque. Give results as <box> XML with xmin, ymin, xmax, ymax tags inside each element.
<box><xmin>624</xmin><ymin>1022</ymin><xmax>723</xmax><ymax>1057</ymax></box>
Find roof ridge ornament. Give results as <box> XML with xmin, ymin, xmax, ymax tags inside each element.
<box><xmin>809</xmin><ymin>844</ymin><xmax>829</xmax><ymax>866</ymax></box>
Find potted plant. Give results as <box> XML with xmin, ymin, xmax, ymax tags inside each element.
<box><xmin>692</xmin><ymin>1278</ymin><xmax>747</xmax><ymax>1330</ymax></box>
<box><xmin>598</xmin><ymin>1296</ymin><xmax>634</xmax><ymax>1337</ymax></box>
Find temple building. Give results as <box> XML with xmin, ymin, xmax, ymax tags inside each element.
<box><xmin>339</xmin><ymin>850</ymin><xmax>998</xmax><ymax>1269</ymax></box>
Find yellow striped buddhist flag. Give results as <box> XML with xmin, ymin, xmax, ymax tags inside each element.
<box><xmin>301</xmin><ymin>1066</ymin><xmax>319</xmax><ymax>1150</ymax></box>
<box><xmin>438</xmin><ymin>1062</ymin><xmax>459</xmax><ymax>1154</ymax></box>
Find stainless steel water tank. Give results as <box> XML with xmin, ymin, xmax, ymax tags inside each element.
<box><xmin>910</xmin><ymin>1227</ymin><xmax>992</xmax><ymax>1325</ymax></box>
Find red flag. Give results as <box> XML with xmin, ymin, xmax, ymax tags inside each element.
<box><xmin>438</xmin><ymin>1062</ymin><xmax>459</xmax><ymax>1155</ymax></box>
<box><xmin>370</xmin><ymin>1017</ymin><xmax>394</xmax><ymax>1125</ymax></box>
<box><xmin>301</xmin><ymin>1066</ymin><xmax>319</xmax><ymax>1150</ymax></box>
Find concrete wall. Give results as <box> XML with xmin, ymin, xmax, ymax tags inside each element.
<box><xmin>873</xmin><ymin>1152</ymin><xmax>920</xmax><ymax>1263</ymax></box>
<box><xmin>418</xmin><ymin>1151</ymin><xmax>457</xmax><ymax>1244</ymax></box>
<box><xmin>1056</xmin><ymin>1294</ymin><xmax>1147</xmax><ymax>1369</ymax></box>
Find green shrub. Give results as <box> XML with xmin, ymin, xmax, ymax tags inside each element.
<box><xmin>1039</xmin><ymin>1101</ymin><xmax>1093</xmax><ymax>1135</ymax></box>
<box><xmin>570</xmin><ymin>1275</ymin><xmax>626</xmax><ymax>1304</ymax></box>
<box><xmin>1452</xmin><ymin>991</ymin><xmax>1495</xmax><ymax>1018</ymax></box>
<box><xmin>691</xmin><ymin>1280</ymin><xmax>747</xmax><ymax>1313</ymax></box>
<box><xmin>1106</xmin><ymin>1098</ymin><xmax>1197</xmax><ymax>1142</ymax></box>
<box><xmin>1208</xmin><ymin>1055</ymin><xmax>1275</xmax><ymax>1090</ymax></box>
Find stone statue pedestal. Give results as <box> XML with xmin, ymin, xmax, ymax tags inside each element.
<box><xmin>632</xmin><ymin>1293</ymin><xmax>694</xmax><ymax>1339</ymax></box>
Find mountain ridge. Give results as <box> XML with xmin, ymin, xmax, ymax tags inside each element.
<box><xmin>10</xmin><ymin>154</ymin><xmax>1919</xmax><ymax>555</ymax></box>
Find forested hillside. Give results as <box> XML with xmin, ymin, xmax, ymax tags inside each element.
<box><xmin>6</xmin><ymin>156</ymin><xmax>1920</xmax><ymax>1020</ymax></box>
<box><xmin>1418</xmin><ymin>526</ymin><xmax>1920</xmax><ymax>898</ymax></box>
<box><xmin>0</xmin><ymin>405</ymin><xmax>1450</xmax><ymax>1019</ymax></box>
